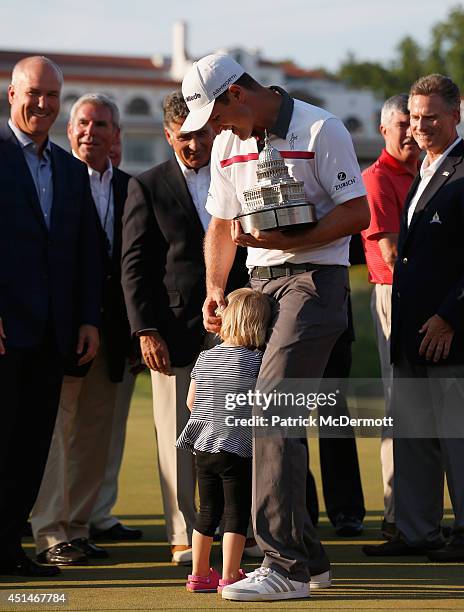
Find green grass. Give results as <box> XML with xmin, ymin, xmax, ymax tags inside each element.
<box><xmin>349</xmin><ymin>265</ymin><xmax>381</xmax><ymax>379</ymax></box>
<box><xmin>1</xmin><ymin>273</ymin><xmax>462</xmax><ymax>611</ymax></box>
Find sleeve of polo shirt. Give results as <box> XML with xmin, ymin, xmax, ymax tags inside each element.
<box><xmin>205</xmin><ymin>139</ymin><xmax>242</xmax><ymax>220</ymax></box>
<box><xmin>362</xmin><ymin>171</ymin><xmax>401</xmax><ymax>240</ymax></box>
<box><xmin>314</xmin><ymin>117</ymin><xmax>366</xmax><ymax>205</ymax></box>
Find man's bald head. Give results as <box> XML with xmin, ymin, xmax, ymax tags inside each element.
<box><xmin>8</xmin><ymin>55</ymin><xmax>62</xmax><ymax>148</ymax></box>
<box><xmin>11</xmin><ymin>56</ymin><xmax>63</xmax><ymax>88</ymax></box>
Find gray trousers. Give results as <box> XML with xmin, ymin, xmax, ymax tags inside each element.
<box><xmin>251</xmin><ymin>266</ymin><xmax>349</xmax><ymax>582</ymax></box>
<box><xmin>393</xmin><ymin>349</ymin><xmax>464</xmax><ymax>546</ymax></box>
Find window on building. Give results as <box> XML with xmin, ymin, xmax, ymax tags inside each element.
<box><xmin>344</xmin><ymin>116</ymin><xmax>363</xmax><ymax>134</ymax></box>
<box><xmin>124</xmin><ymin>135</ymin><xmax>154</xmax><ymax>163</ymax></box>
<box><xmin>126</xmin><ymin>97</ymin><xmax>151</xmax><ymax>116</ymax></box>
<box><xmin>61</xmin><ymin>93</ymin><xmax>80</xmax><ymax>116</ymax></box>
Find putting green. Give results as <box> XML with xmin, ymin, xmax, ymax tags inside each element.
<box><xmin>1</xmin><ymin>389</ymin><xmax>462</xmax><ymax>611</ymax></box>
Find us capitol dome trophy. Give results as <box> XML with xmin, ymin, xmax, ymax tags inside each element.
<box><xmin>235</xmin><ymin>133</ymin><xmax>317</xmax><ymax>233</ymax></box>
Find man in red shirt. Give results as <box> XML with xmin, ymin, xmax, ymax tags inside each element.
<box><xmin>361</xmin><ymin>93</ymin><xmax>420</xmax><ymax>539</ymax></box>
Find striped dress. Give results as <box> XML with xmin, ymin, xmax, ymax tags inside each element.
<box><xmin>176</xmin><ymin>344</ymin><xmax>263</xmax><ymax>458</ymax></box>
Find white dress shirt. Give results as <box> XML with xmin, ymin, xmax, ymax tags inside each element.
<box><xmin>407</xmin><ymin>136</ymin><xmax>462</xmax><ymax>226</ymax></box>
<box><xmin>175</xmin><ymin>154</ymin><xmax>211</xmax><ymax>231</ymax></box>
<box><xmin>136</xmin><ymin>156</ymin><xmax>211</xmax><ymax>336</ymax></box>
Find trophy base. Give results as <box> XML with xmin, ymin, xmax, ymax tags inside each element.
<box><xmin>236</xmin><ymin>202</ymin><xmax>317</xmax><ymax>234</ymax></box>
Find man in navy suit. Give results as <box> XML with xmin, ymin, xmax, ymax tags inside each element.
<box><xmin>0</xmin><ymin>56</ymin><xmax>101</xmax><ymax>576</ymax></box>
<box><xmin>364</xmin><ymin>74</ymin><xmax>464</xmax><ymax>561</ymax></box>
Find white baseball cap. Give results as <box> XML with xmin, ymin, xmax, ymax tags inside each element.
<box><xmin>180</xmin><ymin>53</ymin><xmax>245</xmax><ymax>133</ymax></box>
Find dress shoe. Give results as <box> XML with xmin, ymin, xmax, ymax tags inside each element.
<box><xmin>334</xmin><ymin>513</ymin><xmax>364</xmax><ymax>537</ymax></box>
<box><xmin>71</xmin><ymin>538</ymin><xmax>108</xmax><ymax>559</ymax></box>
<box><xmin>381</xmin><ymin>519</ymin><xmax>398</xmax><ymax>540</ymax></box>
<box><xmin>90</xmin><ymin>522</ymin><xmax>143</xmax><ymax>541</ymax></box>
<box><xmin>0</xmin><ymin>556</ymin><xmax>61</xmax><ymax>577</ymax></box>
<box><xmin>37</xmin><ymin>542</ymin><xmax>87</xmax><ymax>566</ymax></box>
<box><xmin>363</xmin><ymin>535</ymin><xmax>443</xmax><ymax>557</ymax></box>
<box><xmin>427</xmin><ymin>535</ymin><xmax>464</xmax><ymax>562</ymax></box>
<box><xmin>171</xmin><ymin>545</ymin><xmax>192</xmax><ymax>565</ymax></box>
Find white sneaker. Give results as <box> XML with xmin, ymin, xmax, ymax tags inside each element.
<box><xmin>310</xmin><ymin>569</ymin><xmax>332</xmax><ymax>589</ymax></box>
<box><xmin>246</xmin><ymin>567</ymin><xmax>331</xmax><ymax>586</ymax></box>
<box><xmin>171</xmin><ymin>546</ymin><xmax>192</xmax><ymax>565</ymax></box>
<box><xmin>221</xmin><ymin>567</ymin><xmax>310</xmax><ymax>601</ymax></box>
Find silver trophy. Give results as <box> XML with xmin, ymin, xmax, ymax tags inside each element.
<box><xmin>235</xmin><ymin>133</ymin><xmax>317</xmax><ymax>233</ymax></box>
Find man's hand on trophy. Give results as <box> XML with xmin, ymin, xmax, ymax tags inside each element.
<box><xmin>139</xmin><ymin>331</ymin><xmax>172</xmax><ymax>375</ymax></box>
<box><xmin>231</xmin><ymin>219</ymin><xmax>292</xmax><ymax>250</ymax></box>
<box><xmin>203</xmin><ymin>291</ymin><xmax>226</xmax><ymax>333</ymax></box>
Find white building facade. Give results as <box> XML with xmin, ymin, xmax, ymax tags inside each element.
<box><xmin>0</xmin><ymin>22</ymin><xmax>386</xmax><ymax>173</ymax></box>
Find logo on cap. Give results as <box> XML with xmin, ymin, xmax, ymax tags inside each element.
<box><xmin>185</xmin><ymin>93</ymin><xmax>201</xmax><ymax>102</ymax></box>
<box><xmin>212</xmin><ymin>74</ymin><xmax>238</xmax><ymax>97</ymax></box>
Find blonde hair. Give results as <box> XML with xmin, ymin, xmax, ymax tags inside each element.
<box><xmin>219</xmin><ymin>288</ymin><xmax>271</xmax><ymax>349</ymax></box>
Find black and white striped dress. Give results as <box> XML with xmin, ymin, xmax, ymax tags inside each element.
<box><xmin>176</xmin><ymin>344</ymin><xmax>263</xmax><ymax>458</ymax></box>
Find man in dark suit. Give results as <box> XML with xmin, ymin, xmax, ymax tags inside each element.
<box><xmin>31</xmin><ymin>94</ymin><xmax>135</xmax><ymax>566</ymax></box>
<box><xmin>122</xmin><ymin>91</ymin><xmax>247</xmax><ymax>565</ymax></box>
<box><xmin>364</xmin><ymin>74</ymin><xmax>464</xmax><ymax>561</ymax></box>
<box><xmin>0</xmin><ymin>57</ymin><xmax>101</xmax><ymax>577</ymax></box>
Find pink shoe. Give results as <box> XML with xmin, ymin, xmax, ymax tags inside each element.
<box><xmin>217</xmin><ymin>569</ymin><xmax>247</xmax><ymax>593</ymax></box>
<box><xmin>186</xmin><ymin>567</ymin><xmax>220</xmax><ymax>592</ymax></box>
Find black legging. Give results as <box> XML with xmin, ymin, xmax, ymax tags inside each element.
<box><xmin>194</xmin><ymin>450</ymin><xmax>252</xmax><ymax>537</ymax></box>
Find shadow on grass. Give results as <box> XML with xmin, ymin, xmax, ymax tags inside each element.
<box><xmin>5</xmin><ymin>510</ymin><xmax>462</xmax><ymax>602</ymax></box>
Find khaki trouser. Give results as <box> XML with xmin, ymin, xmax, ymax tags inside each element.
<box><xmin>371</xmin><ymin>283</ymin><xmax>394</xmax><ymax>523</ymax></box>
<box><xmin>90</xmin><ymin>360</ymin><xmax>136</xmax><ymax>531</ymax></box>
<box><xmin>151</xmin><ymin>365</ymin><xmax>197</xmax><ymax>545</ymax></box>
<box><xmin>31</xmin><ymin>347</ymin><xmax>116</xmax><ymax>554</ymax></box>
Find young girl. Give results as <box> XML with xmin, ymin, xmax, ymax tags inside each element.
<box><xmin>176</xmin><ymin>288</ymin><xmax>271</xmax><ymax>594</ymax></box>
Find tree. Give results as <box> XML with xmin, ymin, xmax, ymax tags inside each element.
<box><xmin>427</xmin><ymin>6</ymin><xmax>464</xmax><ymax>90</ymax></box>
<box><xmin>336</xmin><ymin>5</ymin><xmax>464</xmax><ymax>96</ymax></box>
<box><xmin>424</xmin><ymin>24</ymin><xmax>448</xmax><ymax>75</ymax></box>
<box><xmin>338</xmin><ymin>53</ymin><xmax>395</xmax><ymax>96</ymax></box>
<box><xmin>391</xmin><ymin>36</ymin><xmax>424</xmax><ymax>92</ymax></box>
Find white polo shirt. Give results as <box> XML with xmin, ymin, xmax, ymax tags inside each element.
<box><xmin>206</xmin><ymin>92</ymin><xmax>366</xmax><ymax>268</ymax></box>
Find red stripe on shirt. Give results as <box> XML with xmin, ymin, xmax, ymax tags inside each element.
<box><xmin>220</xmin><ymin>150</ymin><xmax>315</xmax><ymax>168</ymax></box>
<box><xmin>281</xmin><ymin>151</ymin><xmax>315</xmax><ymax>159</ymax></box>
<box><xmin>220</xmin><ymin>153</ymin><xmax>259</xmax><ymax>168</ymax></box>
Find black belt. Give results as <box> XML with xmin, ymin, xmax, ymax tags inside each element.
<box><xmin>250</xmin><ymin>262</ymin><xmax>344</xmax><ymax>280</ymax></box>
